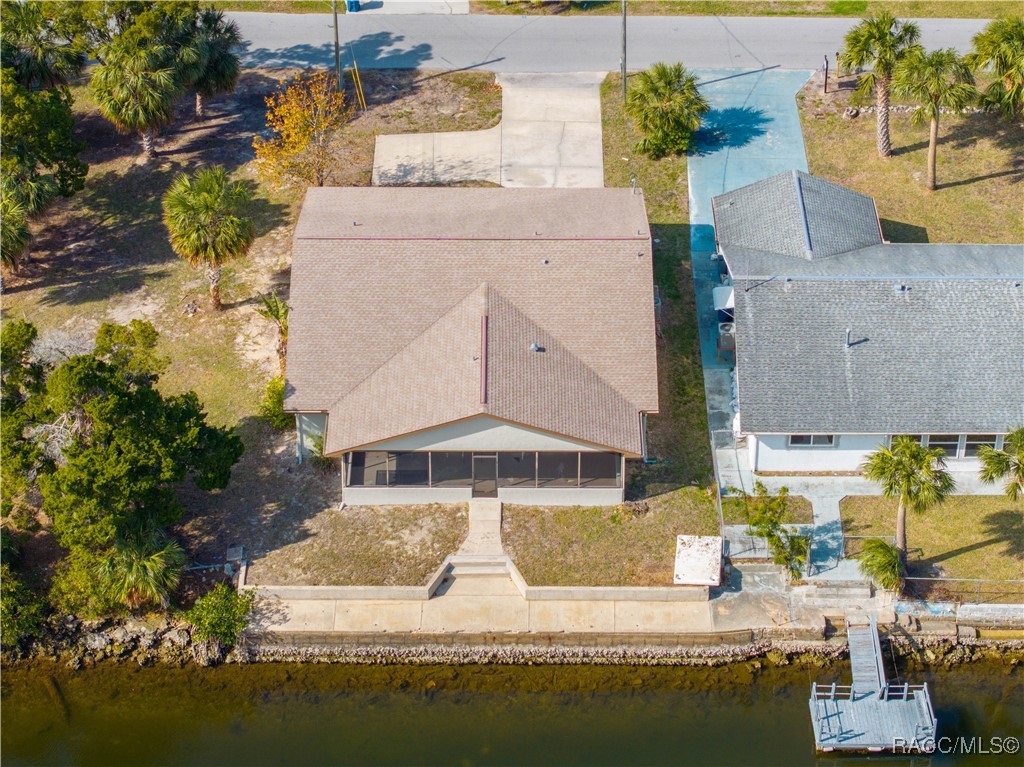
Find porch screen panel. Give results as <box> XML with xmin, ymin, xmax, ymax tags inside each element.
<box><xmin>390</xmin><ymin>452</ymin><xmax>429</xmax><ymax>486</ymax></box>
<box><xmin>579</xmin><ymin>452</ymin><xmax>621</xmax><ymax>487</ymax></box>
<box><xmin>349</xmin><ymin>451</ymin><xmax>390</xmax><ymax>486</ymax></box>
<box><xmin>537</xmin><ymin>452</ymin><xmax>579</xmax><ymax>487</ymax></box>
<box><xmin>430</xmin><ymin>452</ymin><xmax>473</xmax><ymax>487</ymax></box>
<box><xmin>498</xmin><ymin>452</ymin><xmax>536</xmax><ymax>487</ymax></box>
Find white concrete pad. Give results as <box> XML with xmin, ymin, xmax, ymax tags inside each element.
<box><xmin>270</xmin><ymin>598</ymin><xmax>336</xmax><ymax>632</ymax></box>
<box><xmin>421</xmin><ymin>595</ymin><xmax>530</xmax><ymax>633</ymax></box>
<box><xmin>529</xmin><ymin>600</ymin><xmax>616</xmax><ymax>633</ymax></box>
<box><xmin>373</xmin><ymin>125</ymin><xmax>500</xmax><ymax>186</ymax></box>
<box><xmin>334</xmin><ymin>601</ymin><xmax>424</xmax><ymax>632</ymax></box>
<box><xmin>674</xmin><ymin>535</ymin><xmax>723</xmax><ymax>586</ymax></box>
<box><xmin>613</xmin><ymin>600</ymin><xmax>714</xmax><ymax>633</ymax></box>
<box><xmin>372</xmin><ymin>71</ymin><xmax>605</xmax><ymax>190</ymax></box>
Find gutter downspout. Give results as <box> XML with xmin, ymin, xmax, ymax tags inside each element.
<box><xmin>295</xmin><ymin>414</ymin><xmax>304</xmax><ymax>464</ymax></box>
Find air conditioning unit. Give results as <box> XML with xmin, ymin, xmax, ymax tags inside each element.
<box><xmin>719</xmin><ymin>322</ymin><xmax>735</xmax><ymax>336</ymax></box>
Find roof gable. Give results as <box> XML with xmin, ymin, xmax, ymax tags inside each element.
<box><xmin>712</xmin><ymin>170</ymin><xmax>882</xmax><ymax>261</ymax></box>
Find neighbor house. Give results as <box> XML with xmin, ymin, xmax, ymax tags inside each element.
<box><xmin>711</xmin><ymin>170</ymin><xmax>1024</xmax><ymax>473</ymax></box>
<box><xmin>285</xmin><ymin>187</ymin><xmax>659</xmax><ymax>504</ymax></box>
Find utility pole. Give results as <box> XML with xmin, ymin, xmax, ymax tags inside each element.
<box><xmin>620</xmin><ymin>0</ymin><xmax>627</xmax><ymax>103</ymax></box>
<box><xmin>332</xmin><ymin>0</ymin><xmax>342</xmax><ymax>91</ymax></box>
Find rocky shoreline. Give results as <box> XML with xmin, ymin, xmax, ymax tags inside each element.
<box><xmin>5</xmin><ymin>614</ymin><xmax>1023</xmax><ymax>670</ymax></box>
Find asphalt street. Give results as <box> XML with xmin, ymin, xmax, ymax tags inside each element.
<box><xmin>230</xmin><ymin>11</ymin><xmax>988</xmax><ymax>72</ymax></box>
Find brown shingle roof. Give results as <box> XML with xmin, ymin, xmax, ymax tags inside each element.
<box><xmin>285</xmin><ymin>188</ymin><xmax>659</xmax><ymax>456</ymax></box>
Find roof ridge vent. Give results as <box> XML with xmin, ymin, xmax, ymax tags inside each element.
<box><xmin>792</xmin><ymin>170</ymin><xmax>814</xmax><ymax>259</ymax></box>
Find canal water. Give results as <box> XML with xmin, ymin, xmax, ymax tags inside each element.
<box><xmin>2</xmin><ymin>657</ymin><xmax>1021</xmax><ymax>766</ymax></box>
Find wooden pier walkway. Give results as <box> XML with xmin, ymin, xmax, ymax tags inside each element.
<box><xmin>809</xmin><ymin>615</ymin><xmax>938</xmax><ymax>752</ymax></box>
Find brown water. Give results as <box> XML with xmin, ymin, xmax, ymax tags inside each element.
<box><xmin>2</xmin><ymin>656</ymin><xmax>1022</xmax><ymax>766</ymax></box>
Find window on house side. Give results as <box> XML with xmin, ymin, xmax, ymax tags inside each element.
<box><xmin>926</xmin><ymin>434</ymin><xmax>960</xmax><ymax>456</ymax></box>
<box><xmin>964</xmin><ymin>435</ymin><xmax>997</xmax><ymax>457</ymax></box>
<box><xmin>788</xmin><ymin>435</ymin><xmax>834</xmax><ymax>447</ymax></box>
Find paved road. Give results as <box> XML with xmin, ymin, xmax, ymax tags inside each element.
<box><xmin>231</xmin><ymin>11</ymin><xmax>988</xmax><ymax>72</ymax></box>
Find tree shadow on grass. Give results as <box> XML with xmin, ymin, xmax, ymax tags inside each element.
<box><xmin>176</xmin><ymin>416</ymin><xmax>341</xmax><ymax>567</ymax></box>
<box><xmin>691</xmin><ymin>107</ymin><xmax>770</xmax><ymax>156</ymax></box>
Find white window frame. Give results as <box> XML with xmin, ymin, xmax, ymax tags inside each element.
<box><xmin>787</xmin><ymin>434</ymin><xmax>836</xmax><ymax>448</ymax></box>
<box><xmin>923</xmin><ymin>434</ymin><xmax>963</xmax><ymax>458</ymax></box>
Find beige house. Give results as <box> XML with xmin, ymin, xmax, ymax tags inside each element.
<box><xmin>285</xmin><ymin>187</ymin><xmax>659</xmax><ymax>505</ymax></box>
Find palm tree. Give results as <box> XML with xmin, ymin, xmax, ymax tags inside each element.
<box><xmin>256</xmin><ymin>291</ymin><xmax>289</xmax><ymax>374</ymax></box>
<box><xmin>862</xmin><ymin>436</ymin><xmax>957</xmax><ymax>559</ymax></box>
<box><xmin>90</xmin><ymin>32</ymin><xmax>178</xmax><ymax>160</ymax></box>
<box><xmin>855</xmin><ymin>538</ymin><xmax>905</xmax><ymax>591</ymax></box>
<box><xmin>97</xmin><ymin>530</ymin><xmax>186</xmax><ymax>610</ymax></box>
<box><xmin>191</xmin><ymin>10</ymin><xmax>242</xmax><ymax>121</ymax></box>
<box><xmin>0</xmin><ymin>0</ymin><xmax>86</xmax><ymax>91</ymax></box>
<box><xmin>978</xmin><ymin>427</ymin><xmax>1024</xmax><ymax>500</ymax></box>
<box><xmin>967</xmin><ymin>15</ymin><xmax>1024</xmax><ymax>120</ymax></box>
<box><xmin>893</xmin><ymin>48</ymin><xmax>976</xmax><ymax>191</ymax></box>
<box><xmin>162</xmin><ymin>167</ymin><xmax>254</xmax><ymax>311</ymax></box>
<box><xmin>0</xmin><ymin>185</ymin><xmax>30</xmax><ymax>274</ymax></box>
<box><xmin>840</xmin><ymin>12</ymin><xmax>922</xmax><ymax>158</ymax></box>
<box><xmin>625</xmin><ymin>62</ymin><xmax>710</xmax><ymax>159</ymax></box>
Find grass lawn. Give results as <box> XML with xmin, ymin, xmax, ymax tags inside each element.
<box><xmin>245</xmin><ymin>502</ymin><xmax>468</xmax><ymax>586</ymax></box>
<box><xmin>721</xmin><ymin>495</ymin><xmax>814</xmax><ymax>525</ymax></box>
<box><xmin>502</xmin><ymin>487</ymin><xmax>720</xmax><ymax>586</ymax></box>
<box><xmin>799</xmin><ymin>76</ymin><xmax>1024</xmax><ymax>245</ymax></box>
<box><xmin>840</xmin><ymin>495</ymin><xmax>1024</xmax><ymax>585</ymax></box>
<box><xmin>472</xmin><ymin>1</ymin><xmax>1017</xmax><ymax>18</ymax></box>
<box><xmin>601</xmin><ymin>73</ymin><xmax>712</xmax><ymax>497</ymax></box>
<box><xmin>1</xmin><ymin>66</ymin><xmax>500</xmax><ymax>584</ymax></box>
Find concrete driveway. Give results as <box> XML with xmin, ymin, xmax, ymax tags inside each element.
<box><xmin>372</xmin><ymin>71</ymin><xmax>604</xmax><ymax>188</ymax></box>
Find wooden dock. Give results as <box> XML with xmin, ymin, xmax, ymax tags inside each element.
<box><xmin>809</xmin><ymin>615</ymin><xmax>937</xmax><ymax>752</ymax></box>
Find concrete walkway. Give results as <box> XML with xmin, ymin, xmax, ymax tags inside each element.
<box><xmin>372</xmin><ymin>71</ymin><xmax>604</xmax><ymax>188</ymax></box>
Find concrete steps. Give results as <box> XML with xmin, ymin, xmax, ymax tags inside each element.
<box><xmin>449</xmin><ymin>558</ymin><xmax>510</xmax><ymax>577</ymax></box>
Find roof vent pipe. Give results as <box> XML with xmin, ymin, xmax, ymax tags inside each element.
<box><xmin>845</xmin><ymin>328</ymin><xmax>852</xmax><ymax>349</ymax></box>
<box><xmin>529</xmin><ymin>342</ymin><xmax>544</xmax><ymax>353</ymax></box>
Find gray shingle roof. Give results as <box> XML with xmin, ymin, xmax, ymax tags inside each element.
<box><xmin>712</xmin><ymin>170</ymin><xmax>883</xmax><ymax>261</ymax></box>
<box><xmin>285</xmin><ymin>187</ymin><xmax>659</xmax><ymax>456</ymax></box>
<box><xmin>713</xmin><ymin>171</ymin><xmax>1024</xmax><ymax>435</ymax></box>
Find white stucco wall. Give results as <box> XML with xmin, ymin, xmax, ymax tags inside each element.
<box><xmin>748</xmin><ymin>434</ymin><xmax>990</xmax><ymax>473</ymax></box>
<box><xmin>342</xmin><ymin>485</ymin><xmax>624</xmax><ymax>506</ymax></box>
<box><xmin>295</xmin><ymin>413</ymin><xmax>327</xmax><ymax>459</ymax></box>
<box><xmin>748</xmin><ymin>434</ymin><xmax>888</xmax><ymax>472</ymax></box>
<box><xmin>499</xmin><ymin>486</ymin><xmax>624</xmax><ymax>506</ymax></box>
<box><xmin>343</xmin><ymin>486</ymin><xmax>473</xmax><ymax>505</ymax></box>
<box><xmin>360</xmin><ymin>415</ymin><xmax>607</xmax><ymax>452</ymax></box>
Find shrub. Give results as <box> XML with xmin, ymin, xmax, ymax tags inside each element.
<box><xmin>1</xmin><ymin>563</ymin><xmax>45</xmax><ymax>651</ymax></box>
<box><xmin>184</xmin><ymin>583</ymin><xmax>254</xmax><ymax>647</ymax></box>
<box><xmin>259</xmin><ymin>376</ymin><xmax>292</xmax><ymax>430</ymax></box>
<box><xmin>97</xmin><ymin>531</ymin><xmax>187</xmax><ymax>611</ymax></box>
<box><xmin>308</xmin><ymin>434</ymin><xmax>335</xmax><ymax>472</ymax></box>
<box><xmin>735</xmin><ymin>481</ymin><xmax>809</xmax><ymax>580</ymax></box>
<box><xmin>49</xmin><ymin>548</ymin><xmax>118</xmax><ymax>618</ymax></box>
<box><xmin>856</xmin><ymin>538</ymin><xmax>905</xmax><ymax>591</ymax></box>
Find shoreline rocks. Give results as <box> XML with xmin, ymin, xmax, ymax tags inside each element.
<box><xmin>5</xmin><ymin>615</ymin><xmax>1023</xmax><ymax>671</ymax></box>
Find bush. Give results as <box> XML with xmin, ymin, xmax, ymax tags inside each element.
<box><xmin>183</xmin><ymin>583</ymin><xmax>255</xmax><ymax>647</ymax></box>
<box><xmin>308</xmin><ymin>434</ymin><xmax>335</xmax><ymax>472</ymax></box>
<box><xmin>856</xmin><ymin>538</ymin><xmax>905</xmax><ymax>592</ymax></box>
<box><xmin>259</xmin><ymin>376</ymin><xmax>292</xmax><ymax>430</ymax></box>
<box><xmin>736</xmin><ymin>481</ymin><xmax>809</xmax><ymax>580</ymax></box>
<box><xmin>1</xmin><ymin>563</ymin><xmax>46</xmax><ymax>650</ymax></box>
<box><xmin>49</xmin><ymin>548</ymin><xmax>118</xmax><ymax>618</ymax></box>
